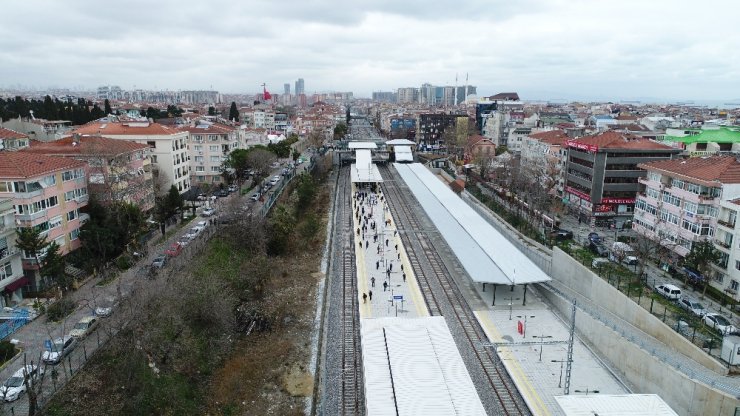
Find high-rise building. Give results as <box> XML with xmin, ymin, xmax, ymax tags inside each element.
<box><xmin>295</xmin><ymin>78</ymin><xmax>305</xmax><ymax>95</ymax></box>
<box><xmin>284</xmin><ymin>83</ymin><xmax>290</xmax><ymax>95</ymax></box>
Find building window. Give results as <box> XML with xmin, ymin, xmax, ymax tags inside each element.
<box><xmin>62</xmin><ymin>169</ymin><xmax>84</xmax><ymax>182</ymax></box>
<box><xmin>67</xmin><ymin>210</ymin><xmax>78</xmax><ymax>221</ymax></box>
<box><xmin>195</xmin><ymin>166</ymin><xmax>205</xmax><ymax>172</ymax></box>
<box><xmin>49</xmin><ymin>216</ymin><xmax>62</xmax><ymax>229</ymax></box>
<box><xmin>209</xmin><ymin>145</ymin><xmax>219</xmax><ymax>152</ymax></box>
<box><xmin>662</xmin><ymin>192</ymin><xmax>681</xmax><ymax>207</ymax></box>
<box><xmin>210</xmin><ymin>156</ymin><xmax>221</xmax><ymax>163</ymax></box>
<box><xmin>0</xmin><ymin>262</ymin><xmax>12</xmax><ymax>281</ymax></box>
<box><xmin>151</xmin><ymin>155</ymin><xmax>158</xmax><ymax>163</ymax></box>
<box><xmin>194</xmin><ymin>156</ymin><xmax>204</xmax><ymax>163</ymax></box>
<box><xmin>193</xmin><ymin>145</ymin><xmax>203</xmax><ymax>151</ymax></box>
<box><xmin>732</xmin><ymin>280</ymin><xmax>740</xmax><ymax>291</ymax></box>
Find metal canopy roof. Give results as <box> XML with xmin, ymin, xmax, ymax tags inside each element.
<box><xmin>385</xmin><ymin>139</ymin><xmax>416</xmax><ymax>145</ymax></box>
<box><xmin>395</xmin><ymin>146</ymin><xmax>413</xmax><ymax>162</ymax></box>
<box><xmin>348</xmin><ymin>141</ymin><xmax>378</xmax><ymax>149</ymax></box>
<box><xmin>394</xmin><ymin>163</ymin><xmax>550</xmax><ymax>285</ymax></box>
<box><xmin>362</xmin><ymin>317</ymin><xmax>486</xmax><ymax>416</ymax></box>
<box><xmin>555</xmin><ymin>394</ymin><xmax>678</xmax><ymax>416</ymax></box>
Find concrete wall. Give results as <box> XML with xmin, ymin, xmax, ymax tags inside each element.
<box><xmin>551</xmin><ymin>247</ymin><xmax>726</xmax><ymax>373</ymax></box>
<box><xmin>541</xmin><ymin>286</ymin><xmax>740</xmax><ymax>416</ymax></box>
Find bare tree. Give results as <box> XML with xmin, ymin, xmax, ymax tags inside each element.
<box><xmin>247</xmin><ymin>148</ymin><xmax>277</xmax><ymax>190</ymax></box>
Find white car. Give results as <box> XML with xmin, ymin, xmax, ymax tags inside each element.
<box><xmin>250</xmin><ymin>193</ymin><xmax>260</xmax><ymax>202</ymax></box>
<box><xmin>201</xmin><ymin>208</ymin><xmax>215</xmax><ymax>217</ymax></box>
<box><xmin>177</xmin><ymin>236</ymin><xmax>191</xmax><ymax>247</ymax></box>
<box><xmin>42</xmin><ymin>336</ymin><xmax>77</xmax><ymax>364</ymax></box>
<box><xmin>704</xmin><ymin>313</ymin><xmax>737</xmax><ymax>335</ymax></box>
<box><xmin>184</xmin><ymin>227</ymin><xmax>202</xmax><ymax>240</ymax></box>
<box><xmin>95</xmin><ymin>306</ymin><xmax>113</xmax><ymax>317</ymax></box>
<box><xmin>70</xmin><ymin>316</ymin><xmax>98</xmax><ymax>338</ymax></box>
<box><xmin>1</xmin><ymin>365</ymin><xmax>43</xmax><ymax>402</ymax></box>
<box><xmin>678</xmin><ymin>298</ymin><xmax>706</xmax><ymax>317</ymax></box>
<box><xmin>196</xmin><ymin>220</ymin><xmax>208</xmax><ymax>229</ymax></box>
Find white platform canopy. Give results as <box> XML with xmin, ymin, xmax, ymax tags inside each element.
<box><xmin>394</xmin><ymin>163</ymin><xmax>550</xmax><ymax>285</ymax></box>
<box><xmin>362</xmin><ymin>317</ymin><xmax>486</xmax><ymax>416</ymax></box>
<box><xmin>555</xmin><ymin>394</ymin><xmax>678</xmax><ymax>416</ymax></box>
<box><xmin>395</xmin><ymin>146</ymin><xmax>414</xmax><ymax>162</ymax></box>
<box><xmin>351</xmin><ymin>149</ymin><xmax>383</xmax><ymax>183</ymax></box>
<box><xmin>348</xmin><ymin>141</ymin><xmax>378</xmax><ymax>149</ymax></box>
<box><xmin>385</xmin><ymin>139</ymin><xmax>416</xmax><ymax>145</ymax></box>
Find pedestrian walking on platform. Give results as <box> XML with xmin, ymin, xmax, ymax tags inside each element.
<box><xmin>366</xmin><ymin>240</ymin><xmax>369</xmax><ymax>249</ymax></box>
<box><xmin>376</xmin><ymin>260</ymin><xmax>379</xmax><ymax>270</ymax></box>
<box><xmin>383</xmin><ymin>281</ymin><xmax>388</xmax><ymax>292</ymax></box>
<box><xmin>363</xmin><ymin>293</ymin><xmax>367</xmax><ymax>303</ymax></box>
<box><xmin>403</xmin><ymin>273</ymin><xmax>406</xmax><ymax>282</ymax></box>
<box><xmin>371</xmin><ymin>277</ymin><xmax>375</xmax><ymax>287</ymax></box>
<box><xmin>359</xmin><ymin>241</ymin><xmax>362</xmax><ymax>248</ymax></box>
<box><xmin>385</xmin><ymin>239</ymin><xmax>389</xmax><ymax>247</ymax></box>
<box><xmin>369</xmin><ymin>290</ymin><xmax>373</xmax><ymax>301</ymax></box>
<box><xmin>397</xmin><ymin>253</ymin><xmax>400</xmax><ymax>260</ymax></box>
<box><xmin>394</xmin><ymin>244</ymin><xmax>398</xmax><ymax>251</ymax></box>
<box><xmin>389</xmin><ymin>263</ymin><xmax>393</xmax><ymax>272</ymax></box>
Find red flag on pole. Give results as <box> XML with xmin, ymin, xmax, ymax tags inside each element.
<box><xmin>263</xmin><ymin>86</ymin><xmax>272</xmax><ymax>100</ymax></box>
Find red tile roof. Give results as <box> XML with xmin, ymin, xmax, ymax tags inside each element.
<box><xmin>528</xmin><ymin>129</ymin><xmax>568</xmax><ymax>145</ymax></box>
<box><xmin>0</xmin><ymin>152</ymin><xmax>85</xmax><ymax>179</ymax></box>
<box><xmin>70</xmin><ymin>121</ymin><xmax>183</xmax><ymax>136</ymax></box>
<box><xmin>22</xmin><ymin>136</ymin><xmax>148</xmax><ymax>157</ymax></box>
<box><xmin>569</xmin><ymin>131</ymin><xmax>675</xmax><ymax>150</ymax></box>
<box><xmin>639</xmin><ymin>156</ymin><xmax>740</xmax><ymax>184</ymax></box>
<box><xmin>0</xmin><ymin>127</ymin><xmax>28</xmax><ymax>140</ymax></box>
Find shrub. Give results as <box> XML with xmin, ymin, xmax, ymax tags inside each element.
<box><xmin>0</xmin><ymin>341</ymin><xmax>17</xmax><ymax>364</ymax></box>
<box><xmin>115</xmin><ymin>255</ymin><xmax>132</xmax><ymax>271</ymax></box>
<box><xmin>47</xmin><ymin>299</ymin><xmax>76</xmax><ymax>322</ymax></box>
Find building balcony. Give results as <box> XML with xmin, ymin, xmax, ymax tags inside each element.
<box><xmin>0</xmin><ymin>247</ymin><xmax>20</xmax><ymax>263</ymax></box>
<box><xmin>15</xmin><ymin>189</ymin><xmax>45</xmax><ymax>199</ymax></box>
<box><xmin>717</xmin><ymin>218</ymin><xmax>736</xmax><ymax>229</ymax></box>
<box><xmin>15</xmin><ymin>210</ymin><xmax>47</xmax><ymax>223</ymax></box>
<box><xmin>715</xmin><ymin>239</ymin><xmax>732</xmax><ymax>250</ymax></box>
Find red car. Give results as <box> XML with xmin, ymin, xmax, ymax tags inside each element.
<box><xmin>165</xmin><ymin>242</ymin><xmax>182</xmax><ymax>257</ymax></box>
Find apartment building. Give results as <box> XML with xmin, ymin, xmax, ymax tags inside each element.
<box><xmin>181</xmin><ymin>122</ymin><xmax>239</xmax><ymax>185</ymax></box>
<box><xmin>417</xmin><ymin>113</ymin><xmax>463</xmax><ymax>149</ymax></box>
<box><xmin>635</xmin><ymin>156</ymin><xmax>740</xmax><ymax>298</ymax></box>
<box><xmin>69</xmin><ymin>121</ymin><xmax>190</xmax><ymax>194</ymax></box>
<box><xmin>0</xmin><ymin>152</ymin><xmax>89</xmax><ymax>291</ymax></box>
<box><xmin>520</xmin><ymin>129</ymin><xmax>569</xmax><ymax>196</ymax></box>
<box><xmin>21</xmin><ymin>136</ymin><xmax>154</xmax><ymax>211</ymax></box>
<box><xmin>0</xmin><ymin>198</ymin><xmax>24</xmax><ymax>306</ymax></box>
<box><xmin>0</xmin><ymin>127</ymin><xmax>30</xmax><ymax>151</ymax></box>
<box><xmin>564</xmin><ymin>131</ymin><xmax>681</xmax><ymax>227</ymax></box>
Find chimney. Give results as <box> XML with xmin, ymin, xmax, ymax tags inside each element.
<box><xmin>72</xmin><ymin>133</ymin><xmax>80</xmax><ymax>146</ymax></box>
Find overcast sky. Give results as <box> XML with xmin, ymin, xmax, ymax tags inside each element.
<box><xmin>2</xmin><ymin>0</ymin><xmax>739</xmax><ymax>102</ymax></box>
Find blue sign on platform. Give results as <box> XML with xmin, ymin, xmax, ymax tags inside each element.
<box><xmin>393</xmin><ymin>295</ymin><xmax>403</xmax><ymax>300</ymax></box>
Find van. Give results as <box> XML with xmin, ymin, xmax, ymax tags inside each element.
<box><xmin>654</xmin><ymin>283</ymin><xmax>682</xmax><ymax>301</ymax></box>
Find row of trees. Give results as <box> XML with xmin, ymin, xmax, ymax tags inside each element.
<box><xmin>0</xmin><ymin>96</ymin><xmax>186</xmax><ymax>124</ymax></box>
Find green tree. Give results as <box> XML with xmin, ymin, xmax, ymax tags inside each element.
<box><xmin>333</xmin><ymin>122</ymin><xmax>348</xmax><ymax>140</ymax></box>
<box><xmin>222</xmin><ymin>148</ymin><xmax>250</xmax><ymax>182</ymax></box>
<box><xmin>208</xmin><ymin>106</ymin><xmax>216</xmax><ymax>116</ymax></box>
<box><xmin>90</xmin><ymin>103</ymin><xmax>104</xmax><ymax>120</ymax></box>
<box><xmin>228</xmin><ymin>102</ymin><xmax>239</xmax><ymax>122</ymax></box>
<box><xmin>166</xmin><ymin>185</ymin><xmax>184</xmax><ymax>219</ymax></box>
<box><xmin>267</xmin><ymin>206</ymin><xmax>296</xmax><ymax>255</ymax></box>
<box><xmin>684</xmin><ymin>240</ymin><xmax>722</xmax><ymax>297</ymax></box>
<box><xmin>292</xmin><ymin>149</ymin><xmax>301</xmax><ymax>161</ymax></box>
<box><xmin>267</xmin><ymin>140</ymin><xmax>292</xmax><ymax>158</ymax></box>
<box><xmin>41</xmin><ymin>242</ymin><xmax>68</xmax><ymax>290</ymax></box>
<box><xmin>15</xmin><ymin>227</ymin><xmax>49</xmax><ymax>289</ymax></box>
<box><xmin>146</xmin><ymin>107</ymin><xmax>160</xmax><ymax>120</ymax></box>
<box><xmin>295</xmin><ymin>174</ymin><xmax>317</xmax><ymax>211</ymax></box>
<box><xmin>104</xmin><ymin>99</ymin><xmax>112</xmax><ymax>115</ymax></box>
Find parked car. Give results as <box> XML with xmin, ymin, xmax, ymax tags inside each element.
<box><xmin>177</xmin><ymin>236</ymin><xmax>191</xmax><ymax>247</ymax></box>
<box><xmin>196</xmin><ymin>220</ymin><xmax>208</xmax><ymax>229</ymax></box>
<box><xmin>550</xmin><ymin>229</ymin><xmax>574</xmax><ymax>240</ymax></box>
<box><xmin>609</xmin><ymin>242</ymin><xmax>638</xmax><ymax>265</ymax></box>
<box><xmin>70</xmin><ymin>316</ymin><xmax>99</xmax><ymax>338</ymax></box>
<box><xmin>165</xmin><ymin>242</ymin><xmax>183</xmax><ymax>257</ymax></box>
<box><xmin>94</xmin><ymin>306</ymin><xmax>113</xmax><ymax>317</ymax></box>
<box><xmin>589</xmin><ymin>242</ymin><xmax>609</xmax><ymax>257</ymax></box>
<box><xmin>201</xmin><ymin>207</ymin><xmax>215</xmax><ymax>217</ymax></box>
<box><xmin>654</xmin><ymin>283</ymin><xmax>682</xmax><ymax>301</ymax></box>
<box><xmin>587</xmin><ymin>232</ymin><xmax>601</xmax><ymax>244</ymax></box>
<box><xmin>704</xmin><ymin>312</ymin><xmax>738</xmax><ymax>335</ymax></box>
<box><xmin>270</xmin><ymin>175</ymin><xmax>281</xmax><ymax>185</ymax></box>
<box><xmin>216</xmin><ymin>189</ymin><xmax>229</xmax><ymax>197</ymax></box>
<box><xmin>184</xmin><ymin>227</ymin><xmax>202</xmax><ymax>240</ymax></box>
<box><xmin>679</xmin><ymin>297</ymin><xmax>706</xmax><ymax>317</ymax></box>
<box><xmin>151</xmin><ymin>254</ymin><xmax>167</xmax><ymax>269</ymax></box>
<box><xmin>42</xmin><ymin>336</ymin><xmax>77</xmax><ymax>364</ymax></box>
<box><xmin>250</xmin><ymin>193</ymin><xmax>260</xmax><ymax>202</ymax></box>
<box><xmin>683</xmin><ymin>266</ymin><xmax>705</xmax><ymax>290</ymax></box>
<box><xmin>228</xmin><ymin>185</ymin><xmax>238</xmax><ymax>193</ymax></box>
<box><xmin>197</xmin><ymin>193</ymin><xmax>207</xmax><ymax>201</ymax></box>
<box><xmin>592</xmin><ymin>258</ymin><xmax>611</xmax><ymax>269</ymax></box>
<box><xmin>1</xmin><ymin>365</ymin><xmax>43</xmax><ymax>402</ymax></box>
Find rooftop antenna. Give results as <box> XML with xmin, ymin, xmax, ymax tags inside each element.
<box><xmin>465</xmin><ymin>73</ymin><xmax>469</xmax><ymax>105</ymax></box>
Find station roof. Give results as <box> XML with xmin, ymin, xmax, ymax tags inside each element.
<box><xmin>362</xmin><ymin>317</ymin><xmax>486</xmax><ymax>416</ymax></box>
<box><xmin>351</xmin><ymin>150</ymin><xmax>383</xmax><ymax>182</ymax></box>
<box><xmin>348</xmin><ymin>141</ymin><xmax>378</xmax><ymax>149</ymax></box>
<box><xmin>395</xmin><ymin>146</ymin><xmax>413</xmax><ymax>162</ymax></box>
<box><xmin>555</xmin><ymin>394</ymin><xmax>677</xmax><ymax>416</ymax></box>
<box><xmin>385</xmin><ymin>139</ymin><xmax>416</xmax><ymax>145</ymax></box>
<box><xmin>394</xmin><ymin>163</ymin><xmax>550</xmax><ymax>285</ymax></box>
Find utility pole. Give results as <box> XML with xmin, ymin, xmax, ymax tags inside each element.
<box><xmin>564</xmin><ymin>299</ymin><xmax>576</xmax><ymax>395</ymax></box>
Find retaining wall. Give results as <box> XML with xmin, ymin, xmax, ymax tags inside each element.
<box><xmin>541</xmin><ymin>285</ymin><xmax>740</xmax><ymax>416</ymax></box>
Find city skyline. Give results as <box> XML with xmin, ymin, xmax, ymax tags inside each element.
<box><xmin>1</xmin><ymin>0</ymin><xmax>739</xmax><ymax>102</ymax></box>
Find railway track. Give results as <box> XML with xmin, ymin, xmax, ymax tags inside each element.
<box><xmin>336</xmin><ymin>166</ymin><xmax>364</xmax><ymax>415</ymax></box>
<box><xmin>379</xmin><ymin>164</ymin><xmax>530</xmax><ymax>416</ymax></box>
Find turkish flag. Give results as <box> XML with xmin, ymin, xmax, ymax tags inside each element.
<box><xmin>263</xmin><ymin>87</ymin><xmax>272</xmax><ymax>100</ymax></box>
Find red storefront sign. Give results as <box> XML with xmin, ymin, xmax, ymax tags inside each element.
<box><xmin>600</xmin><ymin>197</ymin><xmax>635</xmax><ymax>204</ymax></box>
<box><xmin>566</xmin><ymin>186</ymin><xmax>591</xmax><ymax>202</ymax></box>
<box><xmin>566</xmin><ymin>140</ymin><xmax>599</xmax><ymax>152</ymax></box>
